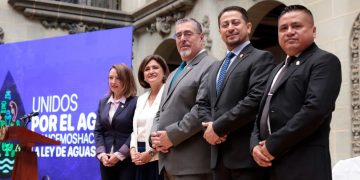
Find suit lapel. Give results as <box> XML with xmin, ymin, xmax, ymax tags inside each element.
<box><xmin>271</xmin><ymin>43</ymin><xmax>317</xmax><ymax>93</ymax></box>
<box><xmin>210</xmin><ymin>62</ymin><xmax>222</xmax><ymax>106</ymax></box>
<box><xmin>167</xmin><ymin>63</ymin><xmax>193</xmax><ymax>95</ymax></box>
<box><xmin>112</xmin><ymin>97</ymin><xmax>132</xmax><ymax>123</ymax></box>
<box><xmin>215</xmin><ymin>45</ymin><xmax>253</xmax><ymax>102</ymax></box>
<box><xmin>137</xmin><ymin>91</ymin><xmax>150</xmax><ymax>114</ymax></box>
<box><xmin>101</xmin><ymin>100</ymin><xmax>112</xmax><ymax>127</ymax></box>
<box><xmin>162</xmin><ymin>51</ymin><xmax>208</xmax><ymax>108</ymax></box>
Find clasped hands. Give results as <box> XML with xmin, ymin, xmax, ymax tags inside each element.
<box><xmin>201</xmin><ymin>122</ymin><xmax>275</xmax><ymax>167</ymax></box>
<box><xmin>202</xmin><ymin>122</ymin><xmax>227</xmax><ymax>145</ymax></box>
<box><xmin>150</xmin><ymin>131</ymin><xmax>173</xmax><ymax>153</ymax></box>
<box><xmin>149</xmin><ymin>121</ymin><xmax>228</xmax><ymax>151</ymax></box>
<box><xmin>251</xmin><ymin>140</ymin><xmax>275</xmax><ymax>167</ymax></box>
<box><xmin>130</xmin><ymin>148</ymin><xmax>152</xmax><ymax>165</ymax></box>
<box><xmin>100</xmin><ymin>153</ymin><xmax>120</xmax><ymax>167</ymax></box>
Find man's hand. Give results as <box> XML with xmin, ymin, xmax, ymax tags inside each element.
<box><xmin>150</xmin><ymin>131</ymin><xmax>173</xmax><ymax>153</ymax></box>
<box><xmin>251</xmin><ymin>140</ymin><xmax>275</xmax><ymax>167</ymax></box>
<box><xmin>202</xmin><ymin>122</ymin><xmax>227</xmax><ymax>145</ymax></box>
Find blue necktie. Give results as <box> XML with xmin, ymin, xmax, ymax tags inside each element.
<box><xmin>169</xmin><ymin>61</ymin><xmax>187</xmax><ymax>89</ymax></box>
<box><xmin>216</xmin><ymin>52</ymin><xmax>235</xmax><ymax>95</ymax></box>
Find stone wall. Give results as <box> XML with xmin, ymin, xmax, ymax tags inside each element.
<box><xmin>133</xmin><ymin>0</ymin><xmax>358</xmax><ymax>165</ymax></box>
<box><xmin>1</xmin><ymin>0</ymin><xmax>359</xmax><ymax>166</ymax></box>
<box><xmin>0</xmin><ymin>1</ymin><xmax>66</xmax><ymax>43</ymax></box>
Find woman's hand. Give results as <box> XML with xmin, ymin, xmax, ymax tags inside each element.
<box><xmin>134</xmin><ymin>151</ymin><xmax>152</xmax><ymax>165</ymax></box>
<box><xmin>100</xmin><ymin>154</ymin><xmax>111</xmax><ymax>167</ymax></box>
<box><xmin>107</xmin><ymin>153</ymin><xmax>120</xmax><ymax>166</ymax></box>
<box><xmin>131</xmin><ymin>147</ymin><xmax>141</xmax><ymax>163</ymax></box>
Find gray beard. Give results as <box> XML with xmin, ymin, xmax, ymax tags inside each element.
<box><xmin>179</xmin><ymin>49</ymin><xmax>191</xmax><ymax>58</ymax></box>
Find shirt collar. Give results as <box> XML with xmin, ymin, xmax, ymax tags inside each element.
<box><xmin>107</xmin><ymin>95</ymin><xmax>126</xmax><ymax>104</ymax></box>
<box><xmin>227</xmin><ymin>41</ymin><xmax>250</xmax><ymax>57</ymax></box>
<box><xmin>286</xmin><ymin>53</ymin><xmax>301</xmax><ymax>59</ymax></box>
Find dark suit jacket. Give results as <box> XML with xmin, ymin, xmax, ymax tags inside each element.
<box><xmin>94</xmin><ymin>95</ymin><xmax>137</xmax><ymax>158</ymax></box>
<box><xmin>250</xmin><ymin>43</ymin><xmax>342</xmax><ymax>179</ymax></box>
<box><xmin>198</xmin><ymin>44</ymin><xmax>275</xmax><ymax>169</ymax></box>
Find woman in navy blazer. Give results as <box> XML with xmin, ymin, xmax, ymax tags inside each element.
<box><xmin>94</xmin><ymin>64</ymin><xmax>138</xmax><ymax>180</ymax></box>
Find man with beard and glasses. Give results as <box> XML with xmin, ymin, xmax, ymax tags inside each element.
<box><xmin>150</xmin><ymin>18</ymin><xmax>216</xmax><ymax>180</ymax></box>
<box><xmin>198</xmin><ymin>6</ymin><xmax>275</xmax><ymax>180</ymax></box>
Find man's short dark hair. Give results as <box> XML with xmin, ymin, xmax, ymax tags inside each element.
<box><xmin>218</xmin><ymin>6</ymin><xmax>249</xmax><ymax>28</ymax></box>
<box><xmin>279</xmin><ymin>5</ymin><xmax>314</xmax><ymax>24</ymax></box>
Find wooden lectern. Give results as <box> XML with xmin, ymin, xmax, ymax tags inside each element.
<box><xmin>0</xmin><ymin>126</ymin><xmax>60</xmax><ymax>180</ymax></box>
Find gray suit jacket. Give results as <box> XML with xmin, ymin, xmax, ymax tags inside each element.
<box><xmin>152</xmin><ymin>50</ymin><xmax>216</xmax><ymax>175</ymax></box>
<box><xmin>199</xmin><ymin>44</ymin><xmax>275</xmax><ymax>169</ymax></box>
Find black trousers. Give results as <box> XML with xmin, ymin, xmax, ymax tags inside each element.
<box><xmin>100</xmin><ymin>158</ymin><xmax>136</xmax><ymax>180</ymax></box>
<box><xmin>136</xmin><ymin>142</ymin><xmax>164</xmax><ymax>180</ymax></box>
<box><xmin>213</xmin><ymin>152</ymin><xmax>267</xmax><ymax>180</ymax></box>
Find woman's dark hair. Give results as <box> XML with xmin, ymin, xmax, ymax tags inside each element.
<box><xmin>138</xmin><ymin>54</ymin><xmax>170</xmax><ymax>88</ymax></box>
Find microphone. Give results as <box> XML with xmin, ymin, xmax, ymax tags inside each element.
<box><xmin>20</xmin><ymin>112</ymin><xmax>39</xmax><ymax>128</ymax></box>
<box><xmin>20</xmin><ymin>112</ymin><xmax>39</xmax><ymax>121</ymax></box>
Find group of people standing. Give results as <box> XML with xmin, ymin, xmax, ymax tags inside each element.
<box><xmin>94</xmin><ymin>4</ymin><xmax>342</xmax><ymax>180</ymax></box>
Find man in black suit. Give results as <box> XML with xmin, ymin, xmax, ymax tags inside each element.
<box><xmin>198</xmin><ymin>6</ymin><xmax>275</xmax><ymax>180</ymax></box>
<box><xmin>250</xmin><ymin>5</ymin><xmax>342</xmax><ymax>180</ymax></box>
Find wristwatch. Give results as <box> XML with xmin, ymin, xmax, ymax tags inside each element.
<box><xmin>149</xmin><ymin>149</ymin><xmax>155</xmax><ymax>157</ymax></box>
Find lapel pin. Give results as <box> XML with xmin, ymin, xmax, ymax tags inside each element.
<box><xmin>296</xmin><ymin>61</ymin><xmax>300</xmax><ymax>65</ymax></box>
<box><xmin>121</xmin><ymin>104</ymin><xmax>124</xmax><ymax>108</ymax></box>
<box><xmin>239</xmin><ymin>54</ymin><xmax>244</xmax><ymax>58</ymax></box>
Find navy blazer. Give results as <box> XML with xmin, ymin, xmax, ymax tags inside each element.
<box><xmin>94</xmin><ymin>95</ymin><xmax>137</xmax><ymax>157</ymax></box>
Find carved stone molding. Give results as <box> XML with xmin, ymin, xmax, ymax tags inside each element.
<box><xmin>146</xmin><ymin>12</ymin><xmax>185</xmax><ymax>35</ymax></box>
<box><xmin>0</xmin><ymin>27</ymin><xmax>4</xmax><ymax>44</ymax></box>
<box><xmin>8</xmin><ymin>0</ymin><xmax>197</xmax><ymax>35</ymax></box>
<box><xmin>202</xmin><ymin>15</ymin><xmax>212</xmax><ymax>50</ymax></box>
<box><xmin>41</xmin><ymin>20</ymin><xmax>100</xmax><ymax>34</ymax></box>
<box><xmin>8</xmin><ymin>0</ymin><xmax>132</xmax><ymax>34</ymax></box>
<box><xmin>351</xmin><ymin>12</ymin><xmax>360</xmax><ymax>156</ymax></box>
<box><xmin>133</xmin><ymin>0</ymin><xmax>196</xmax><ymax>33</ymax></box>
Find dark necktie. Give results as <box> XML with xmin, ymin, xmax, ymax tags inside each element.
<box><xmin>169</xmin><ymin>61</ymin><xmax>187</xmax><ymax>90</ymax></box>
<box><xmin>259</xmin><ymin>56</ymin><xmax>296</xmax><ymax>139</ymax></box>
<box><xmin>216</xmin><ymin>52</ymin><xmax>236</xmax><ymax>95</ymax></box>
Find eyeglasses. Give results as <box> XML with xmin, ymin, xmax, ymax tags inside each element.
<box><xmin>175</xmin><ymin>31</ymin><xmax>200</xmax><ymax>40</ymax></box>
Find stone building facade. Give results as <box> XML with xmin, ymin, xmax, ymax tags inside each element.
<box><xmin>1</xmin><ymin>0</ymin><xmax>359</xmax><ymax>165</ymax></box>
